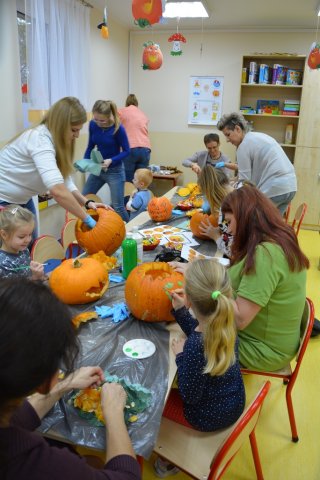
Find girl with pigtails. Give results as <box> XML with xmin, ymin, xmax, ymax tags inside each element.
<box><xmin>166</xmin><ymin>258</ymin><xmax>245</xmax><ymax>431</ymax></box>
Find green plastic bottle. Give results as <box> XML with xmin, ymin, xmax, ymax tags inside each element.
<box><xmin>121</xmin><ymin>232</ymin><xmax>137</xmax><ymax>279</ymax></box>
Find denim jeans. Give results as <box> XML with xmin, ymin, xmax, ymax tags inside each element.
<box><xmin>0</xmin><ymin>198</ymin><xmax>38</xmax><ymax>240</ymax></box>
<box><xmin>269</xmin><ymin>191</ymin><xmax>296</xmax><ymax>216</ymax></box>
<box><xmin>83</xmin><ymin>164</ymin><xmax>129</xmax><ymax>222</ymax></box>
<box><xmin>123</xmin><ymin>147</ymin><xmax>151</xmax><ymax>182</ymax></box>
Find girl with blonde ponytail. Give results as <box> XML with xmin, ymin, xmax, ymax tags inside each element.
<box><xmin>166</xmin><ymin>258</ymin><xmax>245</xmax><ymax>432</ymax></box>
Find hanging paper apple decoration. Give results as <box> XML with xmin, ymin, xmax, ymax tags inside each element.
<box><xmin>132</xmin><ymin>0</ymin><xmax>163</xmax><ymax>28</ymax></box>
<box><xmin>168</xmin><ymin>33</ymin><xmax>187</xmax><ymax>56</ymax></box>
<box><xmin>142</xmin><ymin>41</ymin><xmax>163</xmax><ymax>70</ymax></box>
<box><xmin>308</xmin><ymin>42</ymin><xmax>320</xmax><ymax>70</ymax></box>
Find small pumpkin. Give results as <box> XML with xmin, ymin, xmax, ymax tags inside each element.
<box><xmin>142</xmin><ymin>41</ymin><xmax>163</xmax><ymax>70</ymax></box>
<box><xmin>190</xmin><ymin>211</ymin><xmax>219</xmax><ymax>239</ymax></box>
<box><xmin>125</xmin><ymin>262</ymin><xmax>184</xmax><ymax>322</ymax></box>
<box><xmin>75</xmin><ymin>208</ymin><xmax>125</xmax><ymax>255</ymax></box>
<box><xmin>147</xmin><ymin>197</ymin><xmax>173</xmax><ymax>222</ymax></box>
<box><xmin>49</xmin><ymin>258</ymin><xmax>109</xmax><ymax>305</ymax></box>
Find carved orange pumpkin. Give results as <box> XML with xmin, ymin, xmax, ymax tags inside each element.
<box><xmin>125</xmin><ymin>262</ymin><xmax>184</xmax><ymax>322</ymax></box>
<box><xmin>190</xmin><ymin>211</ymin><xmax>219</xmax><ymax>239</ymax></box>
<box><xmin>75</xmin><ymin>208</ymin><xmax>125</xmax><ymax>255</ymax></box>
<box><xmin>142</xmin><ymin>41</ymin><xmax>163</xmax><ymax>70</ymax></box>
<box><xmin>147</xmin><ymin>196</ymin><xmax>173</xmax><ymax>222</ymax></box>
<box><xmin>49</xmin><ymin>258</ymin><xmax>109</xmax><ymax>305</ymax></box>
<box><xmin>132</xmin><ymin>0</ymin><xmax>163</xmax><ymax>27</ymax></box>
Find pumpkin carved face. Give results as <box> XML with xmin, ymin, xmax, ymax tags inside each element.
<box><xmin>142</xmin><ymin>42</ymin><xmax>163</xmax><ymax>70</ymax></box>
<box><xmin>75</xmin><ymin>208</ymin><xmax>125</xmax><ymax>255</ymax></box>
<box><xmin>190</xmin><ymin>211</ymin><xmax>219</xmax><ymax>239</ymax></box>
<box><xmin>125</xmin><ymin>262</ymin><xmax>184</xmax><ymax>322</ymax></box>
<box><xmin>147</xmin><ymin>197</ymin><xmax>173</xmax><ymax>222</ymax></box>
<box><xmin>49</xmin><ymin>258</ymin><xmax>109</xmax><ymax>305</ymax></box>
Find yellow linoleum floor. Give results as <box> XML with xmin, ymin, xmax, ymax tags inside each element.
<box><xmin>143</xmin><ymin>229</ymin><xmax>320</xmax><ymax>480</ymax></box>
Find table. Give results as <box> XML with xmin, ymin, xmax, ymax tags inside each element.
<box><xmin>152</xmin><ymin>172</ymin><xmax>182</xmax><ymax>187</ymax></box>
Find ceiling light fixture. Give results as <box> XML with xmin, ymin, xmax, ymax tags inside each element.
<box><xmin>163</xmin><ymin>1</ymin><xmax>209</xmax><ymax>19</ymax></box>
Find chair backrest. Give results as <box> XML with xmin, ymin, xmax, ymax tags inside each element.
<box><xmin>295</xmin><ymin>297</ymin><xmax>315</xmax><ymax>365</ymax></box>
<box><xmin>124</xmin><ymin>181</ymin><xmax>136</xmax><ymax>197</ymax></box>
<box><xmin>291</xmin><ymin>203</ymin><xmax>307</xmax><ymax>236</ymax></box>
<box><xmin>85</xmin><ymin>193</ymin><xmax>103</xmax><ymax>204</ymax></box>
<box><xmin>209</xmin><ymin>381</ymin><xmax>271</xmax><ymax>480</ymax></box>
<box><xmin>61</xmin><ymin>219</ymin><xmax>77</xmax><ymax>249</ymax></box>
<box><xmin>31</xmin><ymin>235</ymin><xmax>65</xmax><ymax>263</ymax></box>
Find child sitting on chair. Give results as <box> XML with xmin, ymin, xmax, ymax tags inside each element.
<box><xmin>126</xmin><ymin>168</ymin><xmax>153</xmax><ymax>220</ymax></box>
<box><xmin>0</xmin><ymin>205</ymin><xmax>45</xmax><ymax>280</ymax></box>
<box><xmin>154</xmin><ymin>258</ymin><xmax>245</xmax><ymax>477</ymax></box>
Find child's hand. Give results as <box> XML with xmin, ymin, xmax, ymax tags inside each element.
<box><xmin>172</xmin><ymin>337</ymin><xmax>186</xmax><ymax>355</ymax></box>
<box><xmin>171</xmin><ymin>288</ymin><xmax>185</xmax><ymax>311</ymax></box>
<box><xmin>199</xmin><ymin>219</ymin><xmax>220</xmax><ymax>241</ymax></box>
<box><xmin>101</xmin><ymin>382</ymin><xmax>127</xmax><ymax>423</ymax></box>
<box><xmin>30</xmin><ymin>261</ymin><xmax>45</xmax><ymax>280</ymax></box>
<box><xmin>63</xmin><ymin>366</ymin><xmax>104</xmax><ymax>391</ymax></box>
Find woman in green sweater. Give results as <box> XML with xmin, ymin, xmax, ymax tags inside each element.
<box><xmin>221</xmin><ymin>185</ymin><xmax>309</xmax><ymax>371</ymax></box>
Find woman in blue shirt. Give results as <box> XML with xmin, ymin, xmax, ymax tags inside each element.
<box><xmin>83</xmin><ymin>100</ymin><xmax>130</xmax><ymax>222</ymax></box>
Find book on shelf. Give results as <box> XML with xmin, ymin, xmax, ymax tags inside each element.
<box><xmin>284</xmin><ymin>99</ymin><xmax>300</xmax><ymax>104</ymax></box>
<box><xmin>256</xmin><ymin>99</ymin><xmax>280</xmax><ymax>115</ymax></box>
<box><xmin>281</xmin><ymin>111</ymin><xmax>299</xmax><ymax>116</ymax></box>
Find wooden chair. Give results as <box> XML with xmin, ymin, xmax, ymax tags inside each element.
<box><xmin>153</xmin><ymin>381</ymin><xmax>271</xmax><ymax>480</ymax></box>
<box><xmin>291</xmin><ymin>203</ymin><xmax>307</xmax><ymax>236</ymax></box>
<box><xmin>241</xmin><ymin>297</ymin><xmax>315</xmax><ymax>442</ymax></box>
<box><xmin>60</xmin><ymin>219</ymin><xmax>83</xmax><ymax>259</ymax></box>
<box><xmin>30</xmin><ymin>235</ymin><xmax>65</xmax><ymax>272</ymax></box>
<box><xmin>85</xmin><ymin>193</ymin><xmax>103</xmax><ymax>204</ymax></box>
<box><xmin>124</xmin><ymin>181</ymin><xmax>136</xmax><ymax>197</ymax></box>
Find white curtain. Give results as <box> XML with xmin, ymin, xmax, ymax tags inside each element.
<box><xmin>26</xmin><ymin>0</ymin><xmax>90</xmax><ymax>109</ymax></box>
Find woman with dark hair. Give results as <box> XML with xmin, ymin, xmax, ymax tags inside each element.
<box><xmin>83</xmin><ymin>100</ymin><xmax>130</xmax><ymax>222</ymax></box>
<box><xmin>118</xmin><ymin>94</ymin><xmax>151</xmax><ymax>182</ymax></box>
<box><xmin>221</xmin><ymin>185</ymin><xmax>309</xmax><ymax>371</ymax></box>
<box><xmin>0</xmin><ymin>278</ymin><xmax>141</xmax><ymax>480</ymax></box>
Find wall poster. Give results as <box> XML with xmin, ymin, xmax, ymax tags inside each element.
<box><xmin>188</xmin><ymin>76</ymin><xmax>224</xmax><ymax>126</ymax></box>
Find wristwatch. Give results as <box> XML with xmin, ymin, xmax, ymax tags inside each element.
<box><xmin>84</xmin><ymin>199</ymin><xmax>93</xmax><ymax>210</ymax></box>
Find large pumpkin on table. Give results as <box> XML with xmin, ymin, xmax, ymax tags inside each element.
<box><xmin>147</xmin><ymin>197</ymin><xmax>173</xmax><ymax>222</ymax></box>
<box><xmin>125</xmin><ymin>262</ymin><xmax>184</xmax><ymax>322</ymax></box>
<box><xmin>190</xmin><ymin>211</ymin><xmax>219</xmax><ymax>239</ymax></box>
<box><xmin>49</xmin><ymin>258</ymin><xmax>109</xmax><ymax>305</ymax></box>
<box><xmin>75</xmin><ymin>208</ymin><xmax>125</xmax><ymax>255</ymax></box>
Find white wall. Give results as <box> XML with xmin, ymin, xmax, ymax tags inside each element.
<box><xmin>128</xmin><ymin>30</ymin><xmax>314</xmax><ymax>184</ymax></box>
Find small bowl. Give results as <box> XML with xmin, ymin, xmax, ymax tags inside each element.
<box><xmin>176</xmin><ymin>203</ymin><xmax>193</xmax><ymax>211</ymax></box>
<box><xmin>142</xmin><ymin>237</ymin><xmax>160</xmax><ymax>251</ymax></box>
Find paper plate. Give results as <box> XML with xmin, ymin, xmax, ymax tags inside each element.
<box><xmin>123</xmin><ymin>339</ymin><xmax>156</xmax><ymax>359</ymax></box>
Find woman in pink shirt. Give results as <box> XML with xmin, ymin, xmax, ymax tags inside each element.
<box><xmin>119</xmin><ymin>94</ymin><xmax>151</xmax><ymax>182</ymax></box>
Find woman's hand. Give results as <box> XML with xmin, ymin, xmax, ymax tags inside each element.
<box><xmin>191</xmin><ymin>164</ymin><xmax>201</xmax><ymax>175</ymax></box>
<box><xmin>63</xmin><ymin>366</ymin><xmax>104</xmax><ymax>392</ymax></box>
<box><xmin>87</xmin><ymin>200</ymin><xmax>114</xmax><ymax>211</ymax></box>
<box><xmin>199</xmin><ymin>218</ymin><xmax>220</xmax><ymax>241</ymax></box>
<box><xmin>172</xmin><ymin>337</ymin><xmax>186</xmax><ymax>355</ymax></box>
<box><xmin>100</xmin><ymin>382</ymin><xmax>127</xmax><ymax>422</ymax></box>
<box><xmin>171</xmin><ymin>288</ymin><xmax>185</xmax><ymax>311</ymax></box>
<box><xmin>102</xmin><ymin>159</ymin><xmax>112</xmax><ymax>170</ymax></box>
<box><xmin>168</xmin><ymin>261</ymin><xmax>189</xmax><ymax>275</ymax></box>
<box><xmin>30</xmin><ymin>261</ymin><xmax>45</xmax><ymax>280</ymax></box>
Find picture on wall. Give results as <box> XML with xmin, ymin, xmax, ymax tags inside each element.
<box><xmin>188</xmin><ymin>76</ymin><xmax>224</xmax><ymax>126</ymax></box>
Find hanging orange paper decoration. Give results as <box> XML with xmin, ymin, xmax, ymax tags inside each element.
<box><xmin>308</xmin><ymin>42</ymin><xmax>320</xmax><ymax>70</ymax></box>
<box><xmin>142</xmin><ymin>41</ymin><xmax>163</xmax><ymax>70</ymax></box>
<box><xmin>97</xmin><ymin>6</ymin><xmax>109</xmax><ymax>39</ymax></box>
<box><xmin>132</xmin><ymin>0</ymin><xmax>163</xmax><ymax>28</ymax></box>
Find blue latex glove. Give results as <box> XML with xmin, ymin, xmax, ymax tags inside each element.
<box><xmin>95</xmin><ymin>302</ymin><xmax>130</xmax><ymax>323</ymax></box>
<box><xmin>215</xmin><ymin>161</ymin><xmax>225</xmax><ymax>168</ymax></box>
<box><xmin>202</xmin><ymin>199</ymin><xmax>211</xmax><ymax>214</ymax></box>
<box><xmin>83</xmin><ymin>215</ymin><xmax>96</xmax><ymax>229</ymax></box>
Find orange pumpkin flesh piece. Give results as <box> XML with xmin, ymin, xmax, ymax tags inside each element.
<box><xmin>49</xmin><ymin>258</ymin><xmax>109</xmax><ymax>305</ymax></box>
<box><xmin>75</xmin><ymin>208</ymin><xmax>126</xmax><ymax>255</ymax></box>
<box><xmin>190</xmin><ymin>211</ymin><xmax>219</xmax><ymax>240</ymax></box>
<box><xmin>125</xmin><ymin>262</ymin><xmax>184</xmax><ymax>322</ymax></box>
<box><xmin>147</xmin><ymin>197</ymin><xmax>173</xmax><ymax>222</ymax></box>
